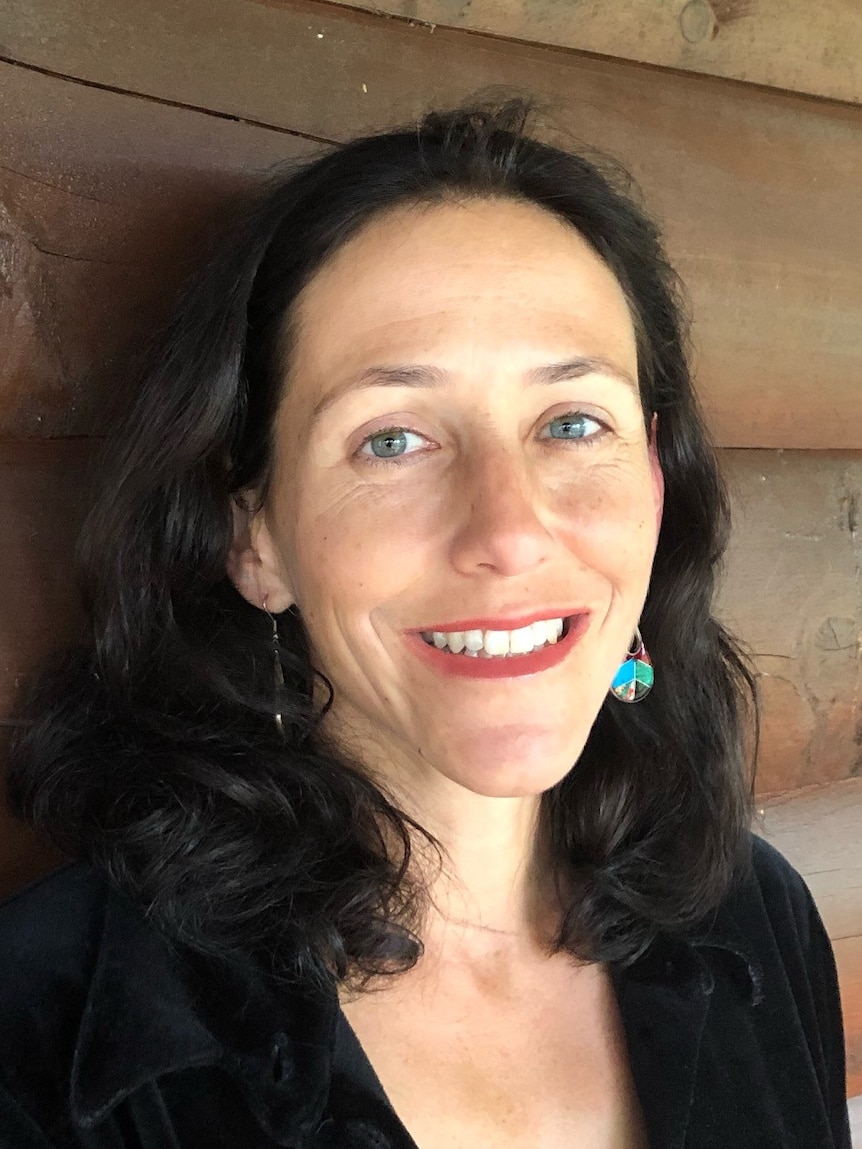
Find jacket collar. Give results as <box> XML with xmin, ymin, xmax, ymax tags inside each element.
<box><xmin>69</xmin><ymin>872</ymin><xmax>763</xmax><ymax>1146</ymax></box>
<box><xmin>687</xmin><ymin>896</ymin><xmax>765</xmax><ymax>1007</ymax></box>
<box><xmin>70</xmin><ymin>885</ymin><xmax>338</xmax><ymax>1144</ymax></box>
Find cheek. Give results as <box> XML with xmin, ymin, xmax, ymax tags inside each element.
<box><xmin>287</xmin><ymin>479</ymin><xmax>445</xmax><ymax>616</ymax></box>
<box><xmin>552</xmin><ymin>462</ymin><xmax>659</xmax><ymax>571</ymax></box>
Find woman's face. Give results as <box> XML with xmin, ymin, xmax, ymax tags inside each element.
<box><xmin>241</xmin><ymin>198</ymin><xmax>663</xmax><ymax>799</ymax></box>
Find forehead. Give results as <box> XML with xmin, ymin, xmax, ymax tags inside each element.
<box><xmin>289</xmin><ymin>197</ymin><xmax>637</xmax><ymax>386</ymax></box>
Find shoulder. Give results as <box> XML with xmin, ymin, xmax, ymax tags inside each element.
<box><xmin>700</xmin><ymin>832</ymin><xmax>842</xmax><ymax>1020</ymax></box>
<box><xmin>748</xmin><ymin>832</ymin><xmax>811</xmax><ymax>902</ymax></box>
<box><xmin>0</xmin><ymin>861</ymin><xmax>110</xmax><ymax>1013</ymax></box>
<box><xmin>707</xmin><ymin>839</ymin><xmax>851</xmax><ymax>1145</ymax></box>
<box><xmin>747</xmin><ymin>833</ymin><xmax>843</xmax><ymax>1004</ymax></box>
<box><xmin>0</xmin><ymin>863</ymin><xmax>340</xmax><ymax>1145</ymax></box>
<box><xmin>736</xmin><ymin>833</ymin><xmax>822</xmax><ymax>951</ymax></box>
<box><xmin>0</xmin><ymin>861</ymin><xmax>233</xmax><ymax>1140</ymax></box>
<box><xmin>678</xmin><ymin>832</ymin><xmax>836</xmax><ymax>1011</ymax></box>
<box><xmin>0</xmin><ymin>863</ymin><xmax>114</xmax><ymax>1137</ymax></box>
<box><xmin>705</xmin><ymin>832</ymin><xmax>826</xmax><ymax>961</ymax></box>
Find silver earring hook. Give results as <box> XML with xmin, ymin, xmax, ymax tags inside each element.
<box><xmin>263</xmin><ymin>597</ymin><xmax>285</xmax><ymax>737</ymax></box>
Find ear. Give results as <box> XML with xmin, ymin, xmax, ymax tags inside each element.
<box><xmin>226</xmin><ymin>495</ymin><xmax>294</xmax><ymax>613</ymax></box>
<box><xmin>647</xmin><ymin>412</ymin><xmax>664</xmax><ymax>536</ymax></box>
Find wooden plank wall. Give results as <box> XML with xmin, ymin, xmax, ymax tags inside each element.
<box><xmin>1</xmin><ymin>0</ymin><xmax>860</xmax><ymax>1095</ymax></box>
<box><xmin>332</xmin><ymin>0</ymin><xmax>862</xmax><ymax>105</ymax></box>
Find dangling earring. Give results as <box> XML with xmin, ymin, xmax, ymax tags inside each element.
<box><xmin>263</xmin><ymin>598</ymin><xmax>286</xmax><ymax>737</ymax></box>
<box><xmin>609</xmin><ymin>626</ymin><xmax>654</xmax><ymax>703</ymax></box>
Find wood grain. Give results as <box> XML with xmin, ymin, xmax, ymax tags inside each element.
<box><xmin>0</xmin><ymin>3</ymin><xmax>860</xmax><ymax>447</ymax></box>
<box><xmin>0</xmin><ymin>439</ymin><xmax>91</xmax><ymax>713</ymax></box>
<box><xmin>0</xmin><ymin>439</ymin><xmax>91</xmax><ymax>897</ymax></box>
<box><xmin>327</xmin><ymin>0</ymin><xmax>862</xmax><ymax>108</ymax></box>
<box><xmin>718</xmin><ymin>451</ymin><xmax>862</xmax><ymax>796</ymax></box>
<box><xmin>0</xmin><ymin>60</ymin><xmax>314</xmax><ymax>437</ymax></box>
<box><xmin>761</xmin><ymin>779</ymin><xmax>862</xmax><ymax>1096</ymax></box>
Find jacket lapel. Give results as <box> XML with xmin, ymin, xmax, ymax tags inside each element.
<box><xmin>69</xmin><ymin>887</ymin><xmax>339</xmax><ymax>1146</ymax></box>
<box><xmin>70</xmin><ymin>893</ymin><xmax>221</xmax><ymax>1128</ymax></box>
<box><xmin>611</xmin><ymin>939</ymin><xmax>714</xmax><ymax>1149</ymax></box>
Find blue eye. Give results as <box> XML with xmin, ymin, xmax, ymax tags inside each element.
<box><xmin>356</xmin><ymin>413</ymin><xmax>605</xmax><ymax>468</ymax></box>
<box><xmin>545</xmin><ymin>412</ymin><xmax>604</xmax><ymax>443</ymax></box>
<box><xmin>359</xmin><ymin>428</ymin><xmax>427</xmax><ymax>462</ymax></box>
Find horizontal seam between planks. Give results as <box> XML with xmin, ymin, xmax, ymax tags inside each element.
<box><xmin>0</xmin><ymin>52</ymin><xmax>337</xmax><ymax>145</ymax></box>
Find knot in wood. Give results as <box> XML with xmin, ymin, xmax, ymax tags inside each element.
<box><xmin>680</xmin><ymin>0</ymin><xmax>717</xmax><ymax>43</ymax></box>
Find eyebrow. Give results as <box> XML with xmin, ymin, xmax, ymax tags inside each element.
<box><xmin>310</xmin><ymin>355</ymin><xmax>639</xmax><ymax>425</ymax></box>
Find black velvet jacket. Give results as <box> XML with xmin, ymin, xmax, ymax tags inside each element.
<box><xmin>0</xmin><ymin>835</ymin><xmax>851</xmax><ymax>1148</ymax></box>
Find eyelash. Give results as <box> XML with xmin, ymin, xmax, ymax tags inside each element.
<box><xmin>355</xmin><ymin>412</ymin><xmax>609</xmax><ymax>469</ymax></box>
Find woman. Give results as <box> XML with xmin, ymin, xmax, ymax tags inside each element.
<box><xmin>0</xmin><ymin>100</ymin><xmax>850</xmax><ymax>1148</ymax></box>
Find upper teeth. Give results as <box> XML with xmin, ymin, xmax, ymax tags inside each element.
<box><xmin>423</xmin><ymin>618</ymin><xmax>565</xmax><ymax>656</ymax></box>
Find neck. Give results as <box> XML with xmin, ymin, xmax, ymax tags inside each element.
<box><xmin>401</xmin><ymin>783</ymin><xmax>561</xmax><ymax>964</ymax></box>
<box><xmin>315</xmin><ymin>721</ymin><xmax>562</xmax><ymax>966</ymax></box>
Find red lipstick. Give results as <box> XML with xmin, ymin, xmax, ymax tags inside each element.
<box><xmin>405</xmin><ymin>612</ymin><xmax>590</xmax><ymax>680</ymax></box>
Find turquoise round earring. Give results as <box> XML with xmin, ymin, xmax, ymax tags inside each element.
<box><xmin>609</xmin><ymin>627</ymin><xmax>654</xmax><ymax>703</ymax></box>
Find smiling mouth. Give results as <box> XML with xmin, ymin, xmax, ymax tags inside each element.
<box><xmin>419</xmin><ymin>616</ymin><xmax>573</xmax><ymax>659</ymax></box>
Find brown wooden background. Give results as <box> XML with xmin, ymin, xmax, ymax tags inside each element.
<box><xmin>1</xmin><ymin>0</ymin><xmax>860</xmax><ymax>1098</ymax></box>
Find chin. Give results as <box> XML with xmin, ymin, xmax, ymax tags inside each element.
<box><xmin>443</xmin><ymin>765</ymin><xmax>577</xmax><ymax>800</ymax></box>
<box><xmin>436</xmin><ymin>726</ymin><xmax>588</xmax><ymax>798</ymax></box>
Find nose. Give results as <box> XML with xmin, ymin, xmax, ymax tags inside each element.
<box><xmin>448</xmin><ymin>445</ymin><xmax>554</xmax><ymax>577</ymax></box>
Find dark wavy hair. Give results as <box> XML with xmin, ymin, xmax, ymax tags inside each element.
<box><xmin>7</xmin><ymin>98</ymin><xmax>758</xmax><ymax>990</ymax></box>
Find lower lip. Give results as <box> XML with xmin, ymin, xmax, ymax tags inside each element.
<box><xmin>405</xmin><ymin>614</ymin><xmax>590</xmax><ymax>680</ymax></box>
